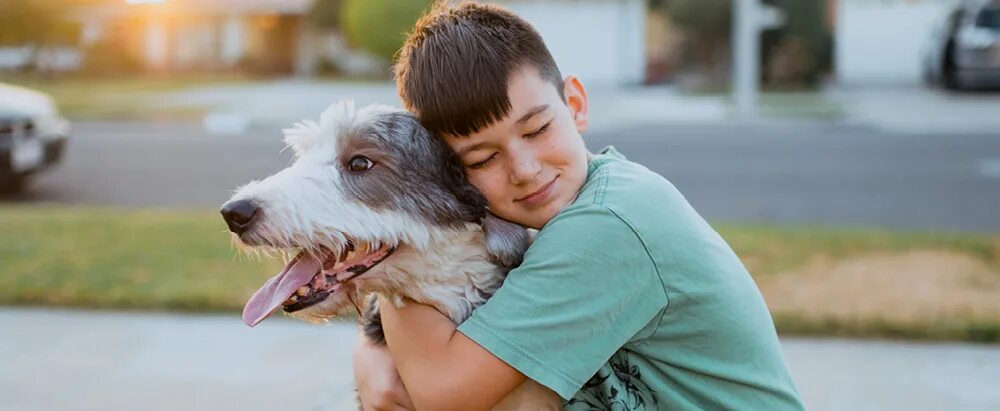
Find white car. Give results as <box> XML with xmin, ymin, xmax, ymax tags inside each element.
<box><xmin>922</xmin><ymin>0</ymin><xmax>1000</xmax><ymax>90</ymax></box>
<box><xmin>0</xmin><ymin>82</ymin><xmax>71</xmax><ymax>191</ymax></box>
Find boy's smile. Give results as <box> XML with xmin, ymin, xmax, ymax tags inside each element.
<box><xmin>445</xmin><ymin>65</ymin><xmax>591</xmax><ymax>229</ymax></box>
<box><xmin>514</xmin><ymin>174</ymin><xmax>558</xmax><ymax>206</ymax></box>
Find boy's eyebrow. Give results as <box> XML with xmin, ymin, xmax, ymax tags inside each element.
<box><xmin>516</xmin><ymin>104</ymin><xmax>549</xmax><ymax>125</ymax></box>
<box><xmin>457</xmin><ymin>141</ymin><xmax>488</xmax><ymax>157</ymax></box>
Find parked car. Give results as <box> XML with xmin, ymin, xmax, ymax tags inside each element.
<box><xmin>0</xmin><ymin>82</ymin><xmax>70</xmax><ymax>192</ymax></box>
<box><xmin>922</xmin><ymin>0</ymin><xmax>1000</xmax><ymax>90</ymax></box>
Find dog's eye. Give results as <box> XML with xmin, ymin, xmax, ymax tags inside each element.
<box><xmin>347</xmin><ymin>156</ymin><xmax>374</xmax><ymax>172</ymax></box>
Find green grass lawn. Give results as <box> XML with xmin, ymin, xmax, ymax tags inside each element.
<box><xmin>1</xmin><ymin>205</ymin><xmax>998</xmax><ymax>342</ymax></box>
<box><xmin>0</xmin><ymin>73</ymin><xmax>390</xmax><ymax>120</ymax></box>
<box><xmin>757</xmin><ymin>92</ymin><xmax>845</xmax><ymax>120</ymax></box>
<box><xmin>0</xmin><ymin>73</ymin><xmax>257</xmax><ymax>120</ymax></box>
<box><xmin>0</xmin><ymin>205</ymin><xmax>282</xmax><ymax>311</ymax></box>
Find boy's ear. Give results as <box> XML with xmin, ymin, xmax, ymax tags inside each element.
<box><xmin>482</xmin><ymin>213</ymin><xmax>530</xmax><ymax>269</ymax></box>
<box><xmin>564</xmin><ymin>75</ymin><xmax>589</xmax><ymax>134</ymax></box>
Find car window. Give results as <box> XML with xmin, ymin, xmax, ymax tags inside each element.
<box><xmin>976</xmin><ymin>8</ymin><xmax>1000</xmax><ymax>29</ymax></box>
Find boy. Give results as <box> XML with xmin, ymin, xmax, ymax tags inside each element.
<box><xmin>354</xmin><ymin>2</ymin><xmax>805</xmax><ymax>410</ymax></box>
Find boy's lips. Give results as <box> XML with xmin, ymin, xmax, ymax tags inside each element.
<box><xmin>515</xmin><ymin>175</ymin><xmax>558</xmax><ymax>205</ymax></box>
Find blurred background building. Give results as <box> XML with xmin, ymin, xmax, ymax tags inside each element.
<box><xmin>2</xmin><ymin>0</ymin><xmax>994</xmax><ymax>91</ymax></box>
<box><xmin>0</xmin><ymin>0</ymin><xmax>649</xmax><ymax>83</ymax></box>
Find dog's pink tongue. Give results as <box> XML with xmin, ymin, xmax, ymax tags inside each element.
<box><xmin>242</xmin><ymin>254</ymin><xmax>321</xmax><ymax>327</ymax></box>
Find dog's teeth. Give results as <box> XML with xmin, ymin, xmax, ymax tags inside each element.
<box><xmin>296</xmin><ymin>286</ymin><xmax>310</xmax><ymax>296</ymax></box>
<box><xmin>289</xmin><ymin>295</ymin><xmax>299</xmax><ymax>303</ymax></box>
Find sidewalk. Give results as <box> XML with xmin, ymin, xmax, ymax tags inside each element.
<box><xmin>829</xmin><ymin>85</ymin><xmax>1000</xmax><ymax>135</ymax></box>
<box><xmin>147</xmin><ymin>79</ymin><xmax>732</xmax><ymax>133</ymax></box>
<box><xmin>1</xmin><ymin>308</ymin><xmax>360</xmax><ymax>411</ymax></box>
<box><xmin>141</xmin><ymin>79</ymin><xmax>1000</xmax><ymax>135</ymax></box>
<box><xmin>3</xmin><ymin>307</ymin><xmax>1000</xmax><ymax>411</ymax></box>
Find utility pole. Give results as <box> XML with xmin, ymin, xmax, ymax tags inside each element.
<box><xmin>732</xmin><ymin>0</ymin><xmax>785</xmax><ymax>118</ymax></box>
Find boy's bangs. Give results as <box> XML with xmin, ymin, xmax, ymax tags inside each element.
<box><xmin>398</xmin><ymin>33</ymin><xmax>516</xmax><ymax>137</ymax></box>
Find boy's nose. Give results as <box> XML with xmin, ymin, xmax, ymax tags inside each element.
<box><xmin>509</xmin><ymin>155</ymin><xmax>542</xmax><ymax>185</ymax></box>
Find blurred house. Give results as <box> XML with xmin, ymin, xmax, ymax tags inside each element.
<box><xmin>0</xmin><ymin>0</ymin><xmax>648</xmax><ymax>83</ymax></box>
<box><xmin>72</xmin><ymin>0</ymin><xmax>314</xmax><ymax>74</ymax></box>
<box><xmin>498</xmin><ymin>0</ymin><xmax>647</xmax><ymax>85</ymax></box>
<box><xmin>835</xmin><ymin>0</ymin><xmax>958</xmax><ymax>85</ymax></box>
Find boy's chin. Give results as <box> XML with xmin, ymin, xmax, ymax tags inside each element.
<box><xmin>516</xmin><ymin>202</ymin><xmax>569</xmax><ymax>229</ymax></box>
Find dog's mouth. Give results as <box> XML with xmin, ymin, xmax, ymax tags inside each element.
<box><xmin>242</xmin><ymin>240</ymin><xmax>396</xmax><ymax>327</ymax></box>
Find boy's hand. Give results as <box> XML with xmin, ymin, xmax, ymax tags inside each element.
<box><xmin>353</xmin><ymin>332</ymin><xmax>415</xmax><ymax>411</ymax></box>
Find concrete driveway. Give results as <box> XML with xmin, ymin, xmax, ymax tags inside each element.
<box><xmin>2</xmin><ymin>308</ymin><xmax>999</xmax><ymax>411</ymax></box>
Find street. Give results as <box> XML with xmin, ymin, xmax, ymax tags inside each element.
<box><xmin>3</xmin><ymin>120</ymin><xmax>999</xmax><ymax>232</ymax></box>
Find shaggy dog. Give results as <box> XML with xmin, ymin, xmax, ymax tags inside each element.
<box><xmin>220</xmin><ymin>101</ymin><xmax>560</xmax><ymax>410</ymax></box>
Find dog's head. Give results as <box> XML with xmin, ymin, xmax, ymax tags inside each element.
<box><xmin>221</xmin><ymin>101</ymin><xmax>527</xmax><ymax>326</ymax></box>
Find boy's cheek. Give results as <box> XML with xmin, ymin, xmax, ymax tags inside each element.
<box><xmin>469</xmin><ymin>174</ymin><xmax>506</xmax><ymax>201</ymax></box>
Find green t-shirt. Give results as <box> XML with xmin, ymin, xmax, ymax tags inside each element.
<box><xmin>457</xmin><ymin>147</ymin><xmax>804</xmax><ymax>410</ymax></box>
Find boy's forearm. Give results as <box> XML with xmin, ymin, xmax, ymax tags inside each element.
<box><xmin>378</xmin><ymin>297</ymin><xmax>512</xmax><ymax>411</ymax></box>
<box><xmin>378</xmin><ymin>298</ymin><xmax>480</xmax><ymax>411</ymax></box>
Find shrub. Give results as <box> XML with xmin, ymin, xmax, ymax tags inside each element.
<box><xmin>340</xmin><ymin>0</ymin><xmax>431</xmax><ymax>62</ymax></box>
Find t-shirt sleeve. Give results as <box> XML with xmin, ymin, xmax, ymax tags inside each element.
<box><xmin>457</xmin><ymin>205</ymin><xmax>668</xmax><ymax>400</ymax></box>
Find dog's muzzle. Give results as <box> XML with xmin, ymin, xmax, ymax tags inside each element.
<box><xmin>241</xmin><ymin>241</ymin><xmax>396</xmax><ymax>327</ymax></box>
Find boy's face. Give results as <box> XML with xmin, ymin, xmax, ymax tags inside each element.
<box><xmin>444</xmin><ymin>66</ymin><xmax>591</xmax><ymax>229</ymax></box>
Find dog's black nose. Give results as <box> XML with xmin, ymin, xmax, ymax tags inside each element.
<box><xmin>220</xmin><ymin>199</ymin><xmax>259</xmax><ymax>235</ymax></box>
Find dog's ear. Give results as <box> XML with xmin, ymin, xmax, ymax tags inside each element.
<box><xmin>482</xmin><ymin>213</ymin><xmax>530</xmax><ymax>268</ymax></box>
<box><xmin>442</xmin><ymin>148</ymin><xmax>488</xmax><ymax>224</ymax></box>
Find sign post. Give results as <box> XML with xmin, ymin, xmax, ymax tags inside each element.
<box><xmin>732</xmin><ymin>0</ymin><xmax>786</xmax><ymax>118</ymax></box>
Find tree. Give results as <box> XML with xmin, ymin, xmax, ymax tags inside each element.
<box><xmin>308</xmin><ymin>0</ymin><xmax>343</xmax><ymax>30</ymax></box>
<box><xmin>668</xmin><ymin>0</ymin><xmax>733</xmax><ymax>82</ymax></box>
<box><xmin>763</xmin><ymin>0</ymin><xmax>831</xmax><ymax>86</ymax></box>
<box><xmin>664</xmin><ymin>0</ymin><xmax>831</xmax><ymax>88</ymax></box>
<box><xmin>668</xmin><ymin>0</ymin><xmax>732</xmax><ymax>39</ymax></box>
<box><xmin>341</xmin><ymin>0</ymin><xmax>431</xmax><ymax>62</ymax></box>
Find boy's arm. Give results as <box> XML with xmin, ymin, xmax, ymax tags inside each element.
<box><xmin>353</xmin><ymin>332</ymin><xmax>415</xmax><ymax>411</ymax></box>
<box><xmin>377</xmin><ymin>295</ymin><xmax>527</xmax><ymax>411</ymax></box>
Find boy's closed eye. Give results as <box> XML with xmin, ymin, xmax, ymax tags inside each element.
<box><xmin>525</xmin><ymin>120</ymin><xmax>551</xmax><ymax>139</ymax></box>
<box><xmin>466</xmin><ymin>120</ymin><xmax>553</xmax><ymax>170</ymax></box>
<box><xmin>468</xmin><ymin>153</ymin><xmax>497</xmax><ymax>170</ymax></box>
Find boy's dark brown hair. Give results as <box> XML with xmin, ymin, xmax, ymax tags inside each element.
<box><xmin>394</xmin><ymin>1</ymin><xmax>564</xmax><ymax>137</ymax></box>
